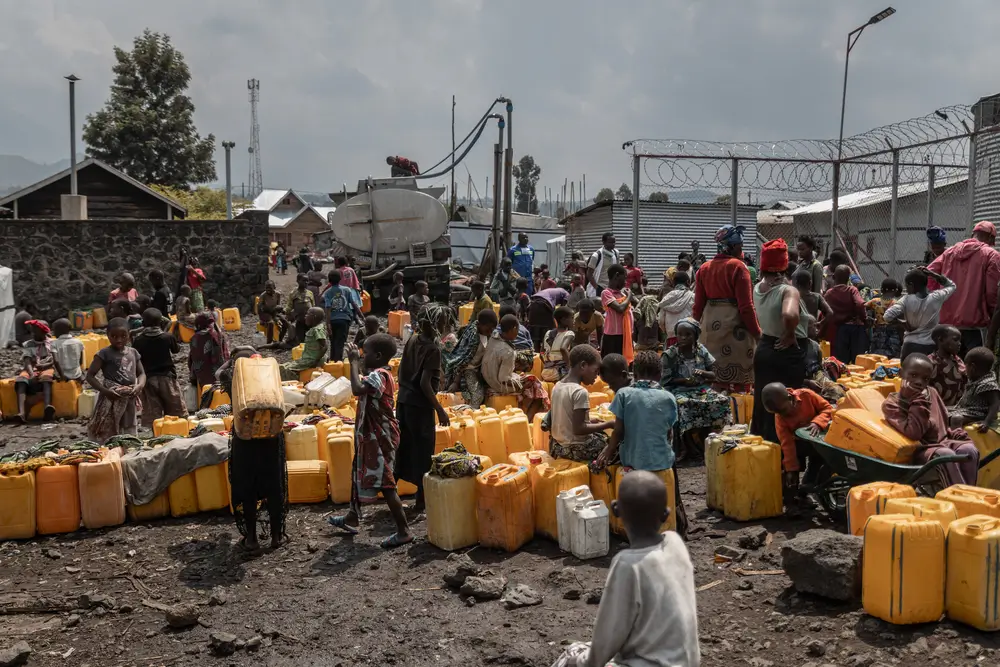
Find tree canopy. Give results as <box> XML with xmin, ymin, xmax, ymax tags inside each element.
<box><xmin>512</xmin><ymin>155</ymin><xmax>541</xmax><ymax>214</ymax></box>
<box><xmin>594</xmin><ymin>187</ymin><xmax>614</xmax><ymax>203</ymax></box>
<box><xmin>149</xmin><ymin>184</ymin><xmax>247</xmax><ymax>220</ymax></box>
<box><xmin>83</xmin><ymin>29</ymin><xmax>216</xmax><ymax>188</ymax></box>
<box><xmin>648</xmin><ymin>191</ymin><xmax>669</xmax><ymax>202</ymax></box>
<box><xmin>615</xmin><ymin>183</ymin><xmax>632</xmax><ymax>200</ymax></box>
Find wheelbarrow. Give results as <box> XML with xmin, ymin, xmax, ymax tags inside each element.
<box><xmin>793</xmin><ymin>427</ymin><xmax>1000</xmax><ymax>520</ymax></box>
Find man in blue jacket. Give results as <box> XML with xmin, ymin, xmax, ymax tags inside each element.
<box><xmin>508</xmin><ymin>232</ymin><xmax>536</xmax><ymax>294</ymax></box>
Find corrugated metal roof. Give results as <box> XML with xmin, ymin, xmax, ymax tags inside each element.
<box><xmin>253</xmin><ymin>188</ymin><xmax>290</xmax><ymax>211</ymax></box>
<box><xmin>775</xmin><ymin>174</ymin><xmax>968</xmax><ymax>217</ymax></box>
<box><xmin>268</xmin><ymin>209</ymin><xmax>299</xmax><ymax>228</ymax></box>
<box><xmin>311</xmin><ymin>206</ymin><xmax>336</xmax><ymax>224</ymax></box>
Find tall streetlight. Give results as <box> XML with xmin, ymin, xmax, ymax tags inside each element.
<box><xmin>831</xmin><ymin>6</ymin><xmax>896</xmax><ymax>247</ymax></box>
<box><xmin>221</xmin><ymin>141</ymin><xmax>235</xmax><ymax>220</ymax></box>
<box><xmin>65</xmin><ymin>74</ymin><xmax>81</xmax><ymax>195</ymax></box>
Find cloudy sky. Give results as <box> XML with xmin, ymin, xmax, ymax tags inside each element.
<box><xmin>0</xmin><ymin>0</ymin><xmax>996</xmax><ymax>203</ymax></box>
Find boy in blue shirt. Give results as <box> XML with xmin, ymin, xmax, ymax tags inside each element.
<box><xmin>322</xmin><ymin>269</ymin><xmax>363</xmax><ymax>362</ymax></box>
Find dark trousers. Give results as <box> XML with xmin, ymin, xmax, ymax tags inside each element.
<box><xmin>833</xmin><ymin>324</ymin><xmax>869</xmax><ymax>366</ymax></box>
<box><xmin>601</xmin><ymin>334</ymin><xmax>624</xmax><ymax>358</ymax></box>
<box><xmin>900</xmin><ymin>341</ymin><xmax>936</xmax><ymax>363</ymax></box>
<box><xmin>329</xmin><ymin>321</ymin><xmax>351</xmax><ymax>362</ymax></box>
<box><xmin>960</xmin><ymin>328</ymin><xmax>986</xmax><ymax>358</ymax></box>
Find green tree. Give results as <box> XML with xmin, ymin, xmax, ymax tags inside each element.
<box><xmin>83</xmin><ymin>29</ymin><xmax>216</xmax><ymax>187</ymax></box>
<box><xmin>149</xmin><ymin>184</ymin><xmax>248</xmax><ymax>219</ymax></box>
<box><xmin>648</xmin><ymin>191</ymin><xmax>669</xmax><ymax>202</ymax></box>
<box><xmin>715</xmin><ymin>194</ymin><xmax>732</xmax><ymax>206</ymax></box>
<box><xmin>615</xmin><ymin>183</ymin><xmax>632</xmax><ymax>200</ymax></box>
<box><xmin>512</xmin><ymin>154</ymin><xmax>541</xmax><ymax>214</ymax></box>
<box><xmin>594</xmin><ymin>187</ymin><xmax>614</xmax><ymax>203</ymax></box>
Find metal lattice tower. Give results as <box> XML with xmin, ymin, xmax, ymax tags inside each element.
<box><xmin>247</xmin><ymin>79</ymin><xmax>263</xmax><ymax>199</ymax></box>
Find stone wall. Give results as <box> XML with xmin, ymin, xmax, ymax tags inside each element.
<box><xmin>0</xmin><ymin>213</ymin><xmax>269</xmax><ymax>321</ymax></box>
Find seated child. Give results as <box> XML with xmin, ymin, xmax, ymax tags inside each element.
<box><xmin>545</xmin><ymin>344</ymin><xmax>615</xmax><ymax>463</ymax></box>
<box><xmin>189</xmin><ymin>312</ymin><xmax>230</xmax><ymax>396</ymax></box>
<box><xmin>866</xmin><ymin>278</ymin><xmax>903</xmax><ymax>358</ymax></box>
<box><xmin>86</xmin><ymin>317</ymin><xmax>145</xmax><ymax>444</ymax></box>
<box><xmin>883</xmin><ymin>267</ymin><xmax>955</xmax><ymax>361</ymax></box>
<box><xmin>599</xmin><ymin>353</ymin><xmax>630</xmax><ymax>393</ymax></box>
<box><xmin>51</xmin><ymin>318</ymin><xmax>84</xmax><ymax>383</ymax></box>
<box><xmin>174</xmin><ymin>285</ymin><xmax>196</xmax><ymax>327</ymax></box>
<box><xmin>407</xmin><ymin>280</ymin><xmax>431</xmax><ymax>324</ymax></box>
<box><xmin>801</xmin><ymin>316</ymin><xmax>845</xmax><ymax>404</ymax></box>
<box><xmin>444</xmin><ymin>308</ymin><xmax>498</xmax><ymax>407</ymax></box>
<box><xmin>354</xmin><ymin>315</ymin><xmax>383</xmax><ymax>348</ymax></box>
<box><xmin>551</xmin><ymin>471</ymin><xmax>699</xmax><ymax>667</ymax></box>
<box><xmin>571</xmin><ymin>298</ymin><xmax>604</xmax><ymax>349</ymax></box>
<box><xmin>497</xmin><ymin>304</ymin><xmax>534</xmax><ymax>351</ymax></box>
<box><xmin>279</xmin><ymin>307</ymin><xmax>328</xmax><ymax>382</ymax></box>
<box><xmin>470</xmin><ymin>280</ymin><xmax>494</xmax><ymax>321</ymax></box>
<box><xmin>635</xmin><ymin>295</ymin><xmax>661</xmax><ymax>352</ymax></box>
<box><xmin>950</xmin><ymin>347</ymin><xmax>1000</xmax><ymax>432</ymax></box>
<box><xmin>566</xmin><ymin>273</ymin><xmax>587</xmax><ymax>311</ymax></box>
<box><xmin>490</xmin><ymin>257</ymin><xmax>518</xmax><ymax>305</ymax></box>
<box><xmin>658</xmin><ymin>271</ymin><xmax>695</xmax><ymax>347</ymax></box>
<box><xmin>432</xmin><ymin>303</ymin><xmax>458</xmax><ymax>354</ymax></box>
<box><xmin>761</xmin><ymin>382</ymin><xmax>833</xmax><ymax>492</ymax></box>
<box><xmin>12</xmin><ymin>300</ymin><xmax>38</xmax><ymax>347</ymax></box>
<box><xmin>108</xmin><ymin>272</ymin><xmax>139</xmax><ymax>307</ymax></box>
<box><xmin>132</xmin><ymin>308</ymin><xmax>186</xmax><ymax>425</ymax></box>
<box><xmin>15</xmin><ymin>319</ymin><xmax>62</xmax><ymax>421</ymax></box>
<box><xmin>389</xmin><ymin>271</ymin><xmax>406</xmax><ymax>311</ymax></box>
<box><xmin>928</xmin><ymin>324</ymin><xmax>966</xmax><ymax>407</ymax></box>
<box><xmin>206</xmin><ymin>299</ymin><xmax>224</xmax><ymax>329</ymax></box>
<box><xmin>482</xmin><ymin>314</ymin><xmax>549</xmax><ymax>421</ymax></box>
<box><xmin>541</xmin><ymin>306</ymin><xmax>576</xmax><ymax>382</ymax></box>
<box><xmin>257</xmin><ymin>280</ymin><xmax>286</xmax><ymax>344</ymax></box>
<box><xmin>882</xmin><ymin>354</ymin><xmax>980</xmax><ymax>486</ymax></box>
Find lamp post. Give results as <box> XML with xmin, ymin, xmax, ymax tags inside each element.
<box><xmin>65</xmin><ymin>74</ymin><xmax>80</xmax><ymax>195</ymax></box>
<box><xmin>831</xmin><ymin>6</ymin><xmax>896</xmax><ymax>249</ymax></box>
<box><xmin>222</xmin><ymin>141</ymin><xmax>235</xmax><ymax>220</ymax></box>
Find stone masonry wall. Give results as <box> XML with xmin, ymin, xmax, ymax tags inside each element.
<box><xmin>0</xmin><ymin>213</ymin><xmax>269</xmax><ymax>321</ymax></box>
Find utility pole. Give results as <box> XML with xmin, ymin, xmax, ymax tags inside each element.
<box><xmin>65</xmin><ymin>75</ymin><xmax>80</xmax><ymax>195</ymax></box>
<box><xmin>222</xmin><ymin>141</ymin><xmax>235</xmax><ymax>219</ymax></box>
<box><xmin>451</xmin><ymin>95</ymin><xmax>457</xmax><ymax>219</ymax></box>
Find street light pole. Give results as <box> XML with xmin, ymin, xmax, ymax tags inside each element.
<box><xmin>832</xmin><ymin>6</ymin><xmax>895</xmax><ymax>252</ymax></box>
<box><xmin>65</xmin><ymin>74</ymin><xmax>80</xmax><ymax>195</ymax></box>
<box><xmin>222</xmin><ymin>141</ymin><xmax>235</xmax><ymax>220</ymax></box>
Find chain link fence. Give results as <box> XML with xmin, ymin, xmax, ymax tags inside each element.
<box><xmin>624</xmin><ymin>103</ymin><xmax>983</xmax><ymax>287</ymax></box>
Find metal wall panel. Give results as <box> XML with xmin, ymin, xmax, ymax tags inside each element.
<box><xmin>973</xmin><ymin>131</ymin><xmax>1000</xmax><ymax>225</ymax></box>
<box><xmin>565</xmin><ymin>203</ymin><xmax>614</xmax><ymax>262</ymax></box>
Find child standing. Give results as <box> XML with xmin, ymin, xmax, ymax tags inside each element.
<box><xmin>635</xmin><ymin>295</ymin><xmax>662</xmax><ymax>352</ymax></box>
<box><xmin>929</xmin><ymin>324</ymin><xmax>967</xmax><ymax>407</ymax></box>
<box><xmin>761</xmin><ymin>382</ymin><xmax>834</xmax><ymax>494</ymax></box>
<box><xmin>353</xmin><ymin>315</ymin><xmax>382</xmax><ymax>349</ymax></box>
<box><xmin>86</xmin><ymin>318</ymin><xmax>145</xmax><ymax>443</ymax></box>
<box><xmin>600</xmin><ymin>265</ymin><xmax>634</xmax><ymax>363</ymax></box>
<box><xmin>514</xmin><ymin>278</ymin><xmax>531</xmax><ymax>321</ymax></box>
<box><xmin>538</xmin><ymin>269</ymin><xmax>557</xmax><ymax>291</ymax></box>
<box><xmin>541</xmin><ymin>306</ymin><xmax>576</xmax><ymax>382</ymax></box>
<box><xmin>189</xmin><ymin>312</ymin><xmax>230</xmax><ymax>391</ymax></box>
<box><xmin>389</xmin><ymin>271</ymin><xmax>406</xmax><ymax>311</ymax></box>
<box><xmin>658</xmin><ymin>271</ymin><xmax>695</xmax><ymax>348</ymax></box>
<box><xmin>335</xmin><ymin>256</ymin><xmax>360</xmax><ymax>291</ymax></box>
<box><xmin>623</xmin><ymin>252</ymin><xmax>644</xmax><ymax>295</ymax></box>
<box><xmin>279</xmin><ymin>307</ymin><xmax>328</xmax><ymax>381</ymax></box>
<box><xmin>546</xmin><ymin>344</ymin><xmax>615</xmax><ymax>462</ymax></box>
<box><xmin>866</xmin><ymin>278</ymin><xmax>903</xmax><ymax>358</ymax></box>
<box><xmin>550</xmin><ymin>471</ymin><xmax>700</xmax><ymax>667</ymax></box>
<box><xmin>884</xmin><ymin>267</ymin><xmax>956</xmax><ymax>361</ymax></box>
<box><xmin>148</xmin><ymin>269</ymin><xmax>173</xmax><ymax>317</ymax></box>
<box><xmin>132</xmin><ymin>308</ymin><xmax>187</xmax><ymax>425</ymax></box>
<box><xmin>174</xmin><ymin>285</ymin><xmax>196</xmax><ymax>327</ymax></box>
<box><xmin>15</xmin><ymin>320</ymin><xmax>61</xmax><ymax>421</ymax></box>
<box><xmin>328</xmin><ymin>335</ymin><xmax>413</xmax><ymax>549</ymax></box>
<box><xmin>407</xmin><ymin>280</ymin><xmax>431</xmax><ymax>324</ymax></box>
<box><xmin>257</xmin><ymin>280</ymin><xmax>285</xmax><ymax>344</ymax></box>
<box><xmin>572</xmin><ymin>298</ymin><xmax>604</xmax><ymax>349</ymax></box>
<box><xmin>51</xmin><ymin>318</ymin><xmax>84</xmax><ymax>383</ymax></box>
<box><xmin>470</xmin><ymin>280</ymin><xmax>494</xmax><ymax>321</ymax></box>
<box><xmin>793</xmin><ymin>270</ymin><xmax>832</xmax><ymax>321</ymax></box>
<box><xmin>566</xmin><ymin>273</ymin><xmax>587</xmax><ymax>311</ymax></box>
<box><xmin>185</xmin><ymin>259</ymin><xmax>207</xmax><ymax>312</ymax></box>
<box><xmin>108</xmin><ymin>272</ymin><xmax>139</xmax><ymax>307</ymax></box>
<box><xmin>951</xmin><ymin>347</ymin><xmax>1000</xmax><ymax>431</ymax></box>
<box><xmin>823</xmin><ymin>265</ymin><xmax>868</xmax><ymax>364</ymax></box>
<box><xmin>322</xmin><ymin>269</ymin><xmax>363</xmax><ymax>362</ymax></box>
<box><xmin>882</xmin><ymin>354</ymin><xmax>980</xmax><ymax>485</ymax></box>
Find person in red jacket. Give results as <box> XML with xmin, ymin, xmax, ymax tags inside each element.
<box><xmin>928</xmin><ymin>221</ymin><xmax>1000</xmax><ymax>355</ymax></box>
<box><xmin>692</xmin><ymin>225</ymin><xmax>760</xmax><ymax>390</ymax></box>
<box><xmin>386</xmin><ymin>155</ymin><xmax>420</xmax><ymax>177</ymax></box>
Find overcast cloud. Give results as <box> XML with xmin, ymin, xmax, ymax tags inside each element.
<box><xmin>0</xmin><ymin>0</ymin><xmax>997</xmax><ymax>201</ymax></box>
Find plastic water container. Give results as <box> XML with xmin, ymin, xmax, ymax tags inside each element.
<box><xmin>435</xmin><ymin>426</ymin><xmax>452</xmax><ymax>454</ymax></box>
<box><xmin>194</xmin><ymin>463</ymin><xmax>230</xmax><ymax>512</ymax></box>
<box><xmin>946</xmin><ymin>515</ymin><xmax>1000</xmax><ymax>631</ymax></box>
<box><xmin>361</xmin><ymin>290</ymin><xmax>372</xmax><ymax>314</ymax></box>
<box><xmin>71</xmin><ymin>309</ymin><xmax>93</xmax><ymax>331</ymax></box>
<box><xmin>531</xmin><ymin>412</ymin><xmax>550</xmax><ymax>452</ymax></box>
<box><xmin>825</xmin><ymin>409</ymin><xmax>918</xmax><ymax>464</ymax></box>
<box><xmin>449</xmin><ymin>417</ymin><xmax>479</xmax><ymax>454</ymax></box>
<box><xmin>35</xmin><ymin>465</ymin><xmax>80</xmax><ymax>535</ymax></box>
<box><xmin>556</xmin><ymin>485</ymin><xmax>593</xmax><ymax>552</ymax></box>
<box><xmin>291</xmin><ymin>344</ymin><xmax>304</xmax><ymax>361</ymax></box>
<box><xmin>436</xmin><ymin>392</ymin><xmax>459</xmax><ymax>408</ymax></box>
<box><xmin>388</xmin><ymin>311</ymin><xmax>410</xmax><ymax>338</ymax></box>
<box><xmin>305</xmin><ymin>372</ymin><xmax>335</xmax><ymax>405</ymax></box>
<box><xmin>731</xmin><ymin>393</ymin><xmax>754</xmax><ymax>425</ymax></box>
<box><xmin>325</xmin><ymin>427</ymin><xmax>355</xmax><ymax>503</ymax></box>
<box><xmin>177</xmin><ymin>322</ymin><xmax>195</xmax><ymax>344</ymax></box>
<box><xmin>402</xmin><ymin>323</ymin><xmax>413</xmax><ymax>345</ymax></box>
<box><xmin>389</xmin><ymin>357</ymin><xmax>400</xmax><ymax>378</ymax></box>
<box><xmin>287</xmin><ymin>424</ymin><xmax>319</xmax><ymax>461</ymax></box>
<box><xmin>588</xmin><ymin>392</ymin><xmax>610</xmax><ymax>409</ymax></box>
<box><xmin>476</xmin><ymin>464</ymin><xmax>534</xmax><ymax>552</ymax></box>
<box><xmin>846</xmin><ymin>482</ymin><xmax>916</xmax><ymax>536</ymax></box>
<box><xmin>534</xmin><ymin>460</ymin><xmax>589</xmax><ymax>540</ymax></box>
<box><xmin>0</xmin><ymin>472</ymin><xmax>36</xmax><ymax>540</ymax></box>
<box><xmin>458</xmin><ymin>303</ymin><xmax>473</xmax><ymax>326</ymax></box>
<box><xmin>570</xmin><ymin>500</ymin><xmax>609</xmax><ymax>560</ymax></box>
<box><xmin>476</xmin><ymin>416</ymin><xmax>507</xmax><ymax>468</ymax></box>
<box><xmin>509</xmin><ymin>450</ymin><xmax>554</xmax><ymax>468</ymax></box>
<box><xmin>127</xmin><ymin>493</ymin><xmax>170</xmax><ymax>522</ymax></box>
<box><xmin>154</xmin><ymin>416</ymin><xmax>190</xmax><ymax>438</ymax></box>
<box><xmin>424</xmin><ymin>472</ymin><xmax>479</xmax><ymax>551</ymax></box>
<box><xmin>502</xmin><ymin>413</ymin><xmax>532</xmax><ymax>457</ymax></box>
<box><xmin>839</xmin><ymin>387</ymin><xmax>887</xmax><ymax>413</ymax></box>
<box><xmin>283</xmin><ymin>384</ymin><xmax>306</xmax><ymax>407</ymax></box>
<box><xmin>315</xmin><ymin>417</ymin><xmax>344</xmax><ymax>453</ymax></box>
<box><xmin>614</xmin><ymin>467</ymin><xmax>677</xmax><ymax>534</ymax></box>
<box><xmin>964</xmin><ymin>426</ymin><xmax>1000</xmax><ymax>490</ymax></box>
<box><xmin>78</xmin><ymin>449</ymin><xmax>126</xmax><ymax>529</ymax></box>
<box><xmin>222</xmin><ymin>308</ymin><xmax>242</xmax><ymax>331</ymax></box>
<box><xmin>287</xmin><ymin>460</ymin><xmax>329</xmax><ymax>503</ymax></box>
<box><xmin>704</xmin><ymin>434</ymin><xmax>727</xmax><ymax>511</ymax></box>
<box><xmin>863</xmin><ymin>514</ymin><xmax>945</xmax><ymax>625</ymax></box>
<box><xmin>589</xmin><ymin>465</ymin><xmax>622</xmax><ymax>535</ymax></box>
<box><xmin>200</xmin><ymin>385</ymin><xmax>232</xmax><ymax>410</ymax></box>
<box><xmin>882</xmin><ymin>497</ymin><xmax>958</xmax><ymax>534</ymax></box>
<box><xmin>168</xmin><ymin>473</ymin><xmax>199</xmax><ymax>517</ymax></box>
<box><xmin>77</xmin><ymin>389</ymin><xmax>98</xmax><ymax>420</ymax></box>
<box><xmin>182</xmin><ymin>384</ymin><xmax>199</xmax><ymax>413</ymax></box>
<box><xmin>322</xmin><ymin>377</ymin><xmax>353</xmax><ymax>408</ymax></box>
<box><xmin>323</xmin><ymin>360</ymin><xmax>347</xmax><ymax>379</ymax></box>
<box><xmin>719</xmin><ymin>438</ymin><xmax>782</xmax><ymax>522</ymax></box>
<box><xmin>936</xmin><ymin>484</ymin><xmax>1000</xmax><ymax>519</ymax></box>
<box><xmin>487</xmin><ymin>394</ymin><xmax>518</xmax><ymax>412</ymax></box>
<box><xmin>49</xmin><ymin>381</ymin><xmax>80</xmax><ymax>418</ymax></box>
<box><xmin>199</xmin><ymin>418</ymin><xmax>226</xmax><ymax>433</ymax></box>
<box><xmin>298</xmin><ymin>367</ymin><xmax>323</xmax><ymax>384</ymax></box>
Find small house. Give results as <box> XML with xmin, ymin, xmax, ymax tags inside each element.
<box><xmin>252</xmin><ymin>188</ymin><xmax>335</xmax><ymax>249</ymax></box>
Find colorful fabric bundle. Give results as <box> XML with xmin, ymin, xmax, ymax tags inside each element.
<box><xmin>429</xmin><ymin>444</ymin><xmax>483</xmax><ymax>478</ymax></box>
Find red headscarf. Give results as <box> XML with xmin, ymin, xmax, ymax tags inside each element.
<box><xmin>760</xmin><ymin>239</ymin><xmax>789</xmax><ymax>274</ymax></box>
<box><xmin>25</xmin><ymin>319</ymin><xmax>50</xmax><ymax>334</ymax></box>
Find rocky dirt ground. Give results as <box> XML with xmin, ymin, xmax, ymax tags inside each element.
<box><xmin>1</xmin><ymin>270</ymin><xmax>999</xmax><ymax>667</ymax></box>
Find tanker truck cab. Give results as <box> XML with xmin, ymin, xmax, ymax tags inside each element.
<box><xmin>316</xmin><ymin>177</ymin><xmax>451</xmax><ymax>313</ymax></box>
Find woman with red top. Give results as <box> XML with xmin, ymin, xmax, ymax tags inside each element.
<box><xmin>186</xmin><ymin>258</ymin><xmax>207</xmax><ymax>312</ymax></box>
<box><xmin>335</xmin><ymin>256</ymin><xmax>361</xmax><ymax>292</ymax></box>
<box><xmin>692</xmin><ymin>225</ymin><xmax>760</xmax><ymax>390</ymax></box>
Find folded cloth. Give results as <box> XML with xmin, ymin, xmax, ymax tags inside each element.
<box><xmin>120</xmin><ymin>433</ymin><xmax>230</xmax><ymax>505</ymax></box>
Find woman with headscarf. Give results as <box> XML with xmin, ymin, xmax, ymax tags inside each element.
<box><xmin>188</xmin><ymin>312</ymin><xmax>230</xmax><ymax>399</ymax></box>
<box><xmin>692</xmin><ymin>225</ymin><xmax>761</xmax><ymax>391</ymax></box>
<box><xmin>751</xmin><ymin>239</ymin><xmax>810</xmax><ymax>442</ymax></box>
<box><xmin>924</xmin><ymin>226</ymin><xmax>948</xmax><ymax>265</ymax></box>
<box><xmin>660</xmin><ymin>317</ymin><xmax>732</xmax><ymax>460</ymax></box>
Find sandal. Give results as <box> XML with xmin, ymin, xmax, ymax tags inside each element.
<box><xmin>327</xmin><ymin>515</ymin><xmax>359</xmax><ymax>535</ymax></box>
<box><xmin>380</xmin><ymin>533</ymin><xmax>414</xmax><ymax>550</ymax></box>
<box><xmin>43</xmin><ymin>405</ymin><xmax>56</xmax><ymax>421</ymax></box>
<box><xmin>237</xmin><ymin>537</ymin><xmax>263</xmax><ymax>555</ymax></box>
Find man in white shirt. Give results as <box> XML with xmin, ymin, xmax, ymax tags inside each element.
<box><xmin>586</xmin><ymin>232</ymin><xmax>621</xmax><ymax>298</ymax></box>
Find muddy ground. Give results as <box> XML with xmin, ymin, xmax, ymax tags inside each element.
<box><xmin>1</xmin><ymin>270</ymin><xmax>998</xmax><ymax>667</ymax></box>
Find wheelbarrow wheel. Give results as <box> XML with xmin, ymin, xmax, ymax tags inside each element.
<box><xmin>809</xmin><ymin>464</ymin><xmax>848</xmax><ymax>524</ymax></box>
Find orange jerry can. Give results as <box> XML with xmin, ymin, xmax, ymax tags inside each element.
<box><xmin>35</xmin><ymin>465</ymin><xmax>80</xmax><ymax>535</ymax></box>
<box><xmin>476</xmin><ymin>464</ymin><xmax>534</xmax><ymax>552</ymax></box>
<box><xmin>361</xmin><ymin>290</ymin><xmax>372</xmax><ymax>314</ymax></box>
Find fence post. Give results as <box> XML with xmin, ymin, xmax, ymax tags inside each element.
<box><xmin>632</xmin><ymin>154</ymin><xmax>640</xmax><ymax>262</ymax></box>
<box><xmin>890</xmin><ymin>148</ymin><xmax>900</xmax><ymax>277</ymax></box>
<box><xmin>967</xmin><ymin>132</ymin><xmax>977</xmax><ymax>231</ymax></box>
<box><xmin>730</xmin><ymin>158</ymin><xmax>738</xmax><ymax>227</ymax></box>
<box><xmin>926</xmin><ymin>164</ymin><xmax>936</xmax><ymax>230</ymax></box>
<box><xmin>830</xmin><ymin>162</ymin><xmax>840</xmax><ymax>258</ymax></box>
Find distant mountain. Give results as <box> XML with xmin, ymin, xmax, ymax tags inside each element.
<box><xmin>0</xmin><ymin>155</ymin><xmax>71</xmax><ymax>196</ymax></box>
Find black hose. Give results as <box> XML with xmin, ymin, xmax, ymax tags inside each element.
<box><xmin>415</xmin><ymin>114</ymin><xmax>500</xmax><ymax>181</ymax></box>
<box><xmin>417</xmin><ymin>100</ymin><xmax>502</xmax><ymax>175</ymax></box>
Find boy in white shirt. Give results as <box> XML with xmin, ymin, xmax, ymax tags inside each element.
<box><xmin>51</xmin><ymin>318</ymin><xmax>84</xmax><ymax>382</ymax></box>
<box><xmin>552</xmin><ymin>471</ymin><xmax>700</xmax><ymax>667</ymax></box>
